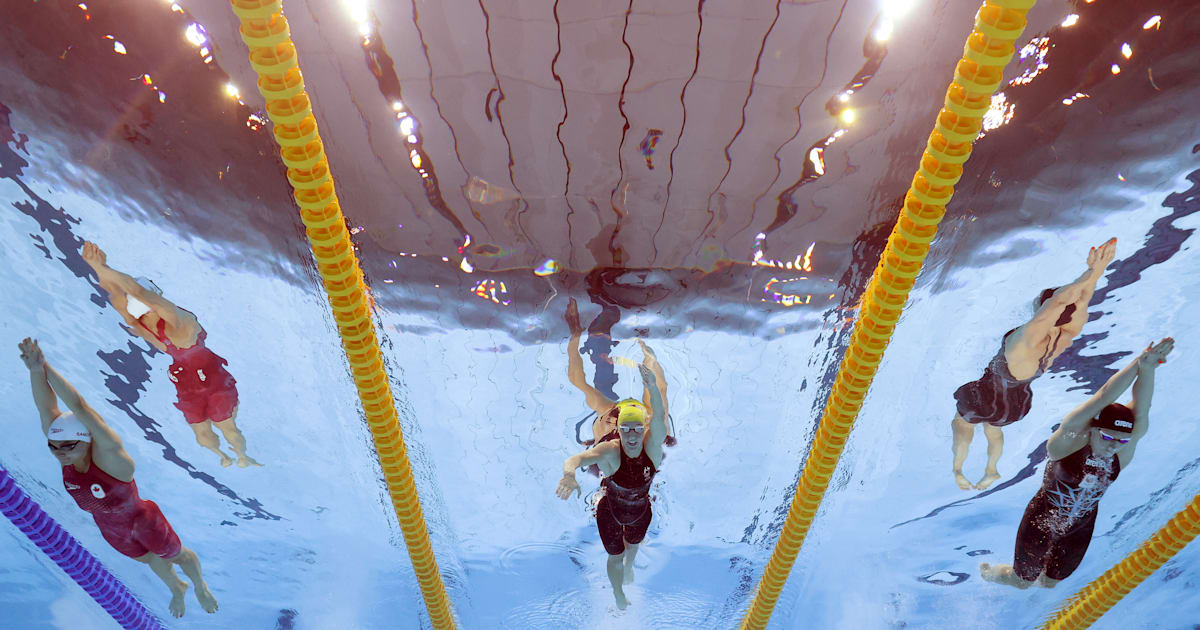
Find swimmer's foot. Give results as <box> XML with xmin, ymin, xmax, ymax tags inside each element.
<box><xmin>237</xmin><ymin>456</ymin><xmax>263</xmax><ymax>468</ymax></box>
<box><xmin>168</xmin><ymin>581</ymin><xmax>189</xmax><ymax>617</ymax></box>
<box><xmin>219</xmin><ymin>454</ymin><xmax>234</xmax><ymax>468</ymax></box>
<box><xmin>194</xmin><ymin>581</ymin><xmax>219</xmax><ymax>613</ymax></box>
<box><xmin>954</xmin><ymin>472</ymin><xmax>972</xmax><ymax>490</ymax></box>
<box><xmin>613</xmin><ymin>587</ymin><xmax>630</xmax><ymax>610</ymax></box>
<box><xmin>979</xmin><ymin>563</ymin><xmax>1030</xmax><ymax>589</ymax></box>
<box><xmin>975</xmin><ymin>472</ymin><xmax>1001</xmax><ymax>491</ymax></box>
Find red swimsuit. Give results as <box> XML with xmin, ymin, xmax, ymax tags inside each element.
<box><xmin>62</xmin><ymin>462</ymin><xmax>181</xmax><ymax>559</ymax></box>
<box><xmin>139</xmin><ymin>314</ymin><xmax>238</xmax><ymax>424</ymax></box>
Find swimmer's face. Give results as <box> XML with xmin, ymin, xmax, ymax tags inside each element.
<box><xmin>1089</xmin><ymin>428</ymin><xmax>1132</xmax><ymax>458</ymax></box>
<box><xmin>48</xmin><ymin>440</ymin><xmax>88</xmax><ymax>466</ymax></box>
<box><xmin>618</xmin><ymin>422</ymin><xmax>646</xmax><ymax>453</ymax></box>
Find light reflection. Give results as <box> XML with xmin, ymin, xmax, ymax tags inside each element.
<box><xmin>399</xmin><ymin>116</ymin><xmax>415</xmax><ymax>135</ymax></box>
<box><xmin>874</xmin><ymin>18</ymin><xmax>894</xmax><ymax>42</ymax></box>
<box><xmin>808</xmin><ymin>147</ymin><xmax>825</xmax><ymax>176</ymax></box>
<box><xmin>840</xmin><ymin>109</ymin><xmax>856</xmax><ymax>124</ymax></box>
<box><xmin>471</xmin><ymin>279</ymin><xmax>511</xmax><ymax>306</ymax></box>
<box><xmin>762</xmin><ymin>277</ymin><xmax>818</xmax><ymax>307</ymax></box>
<box><xmin>1062</xmin><ymin>92</ymin><xmax>1089</xmax><ymax>106</ymax></box>
<box><xmin>1143</xmin><ymin>15</ymin><xmax>1161</xmax><ymax>30</ymax></box>
<box><xmin>1011</xmin><ymin>37</ymin><xmax>1050</xmax><ymax>86</ymax></box>
<box><xmin>534</xmin><ymin>259</ymin><xmax>560</xmax><ymax>276</ymax></box>
<box><xmin>1121</xmin><ymin>43</ymin><xmax>1132</xmax><ymax>59</ymax></box>
<box><xmin>459</xmin><ymin>258</ymin><xmax>474</xmax><ymax>273</ymax></box>
<box><xmin>1110</xmin><ymin>64</ymin><xmax>1121</xmax><ymax>75</ymax></box>
<box><xmin>980</xmin><ymin>92</ymin><xmax>1016</xmax><ymax>133</ymax></box>
<box><xmin>881</xmin><ymin>0</ymin><xmax>916</xmax><ymax>18</ymax></box>
<box><xmin>1061</xmin><ymin>14</ymin><xmax>1079</xmax><ymax>27</ymax></box>
<box><xmin>224</xmin><ymin>83</ymin><xmax>240</xmax><ymax>99</ymax></box>
<box><xmin>752</xmin><ymin>236</ymin><xmax>816</xmax><ymax>272</ymax></box>
<box><xmin>185</xmin><ymin>23</ymin><xmax>207</xmax><ymax>46</ymax></box>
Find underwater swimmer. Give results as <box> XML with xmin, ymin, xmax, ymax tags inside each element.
<box><xmin>557</xmin><ymin>363</ymin><xmax>667</xmax><ymax>610</ymax></box>
<box><xmin>951</xmin><ymin>238</ymin><xmax>1116</xmax><ymax>490</ymax></box>
<box><xmin>981</xmin><ymin>338</ymin><xmax>1173</xmax><ymax>588</ymax></box>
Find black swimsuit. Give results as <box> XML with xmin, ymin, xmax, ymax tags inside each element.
<box><xmin>595</xmin><ymin>444</ymin><xmax>657</xmax><ymax>555</ymax></box>
<box><xmin>954</xmin><ymin>328</ymin><xmax>1050</xmax><ymax>427</ymax></box>
<box><xmin>1013</xmin><ymin>444</ymin><xmax>1120</xmax><ymax>581</ymax></box>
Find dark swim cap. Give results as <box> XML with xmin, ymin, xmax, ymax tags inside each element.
<box><xmin>1092</xmin><ymin>403</ymin><xmax>1135</xmax><ymax>433</ymax></box>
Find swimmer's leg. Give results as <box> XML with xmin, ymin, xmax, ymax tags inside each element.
<box><xmin>622</xmin><ymin>540</ymin><xmax>639</xmax><ymax>584</ymax></box>
<box><xmin>212</xmin><ymin>408</ymin><xmax>261</xmax><ymax>467</ymax></box>
<box><xmin>136</xmin><ymin>552</ymin><xmax>189</xmax><ymax>617</ymax></box>
<box><xmin>976</xmin><ymin>424</ymin><xmax>1004</xmax><ymax>490</ymax></box>
<box><xmin>170</xmin><ymin>547</ymin><xmax>219</xmax><ymax>613</ymax></box>
<box><xmin>979</xmin><ymin>563</ymin><xmax>1036</xmax><ymax>589</ymax></box>
<box><xmin>951</xmin><ymin>415</ymin><xmax>975</xmax><ymax>490</ymax></box>
<box><xmin>606</xmin><ymin>552</ymin><xmax>630</xmax><ymax>610</ymax></box>
<box><xmin>567</xmin><ymin>302</ymin><xmax>617</xmax><ymax>420</ymax></box>
<box><xmin>638</xmin><ymin>340</ymin><xmax>673</xmax><ymax>443</ymax></box>
<box><xmin>189</xmin><ymin>421</ymin><xmax>233</xmax><ymax>467</ymax></box>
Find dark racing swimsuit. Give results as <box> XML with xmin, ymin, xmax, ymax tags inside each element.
<box><xmin>596</xmin><ymin>442</ymin><xmax>657</xmax><ymax>556</ymax></box>
<box><xmin>954</xmin><ymin>328</ymin><xmax>1051</xmax><ymax>427</ymax></box>
<box><xmin>1013</xmin><ymin>444</ymin><xmax>1120</xmax><ymax>581</ymax></box>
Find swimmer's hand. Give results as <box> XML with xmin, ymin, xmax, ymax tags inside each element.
<box><xmin>1086</xmin><ymin>238</ymin><xmax>1117</xmax><ymax>274</ymax></box>
<box><xmin>565</xmin><ymin>298</ymin><xmax>584</xmax><ymax>336</ymax></box>
<box><xmin>1138</xmin><ymin>337</ymin><xmax>1174</xmax><ymax>369</ymax></box>
<box><xmin>18</xmin><ymin>338</ymin><xmax>46</xmax><ymax>371</ymax></box>
<box><xmin>556</xmin><ymin>473</ymin><xmax>581</xmax><ymax>500</ymax></box>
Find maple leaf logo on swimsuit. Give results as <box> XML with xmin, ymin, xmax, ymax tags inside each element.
<box><xmin>644</xmin><ymin>466</ymin><xmax>652</xmax><ymax>480</ymax></box>
<box><xmin>90</xmin><ymin>484</ymin><xmax>106</xmax><ymax>499</ymax></box>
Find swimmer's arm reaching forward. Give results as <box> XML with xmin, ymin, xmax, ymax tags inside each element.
<box><xmin>1047</xmin><ymin>344</ymin><xmax>1145</xmax><ymax>461</ymax></box>
<box><xmin>82</xmin><ymin>241</ymin><xmax>194</xmax><ymax>334</ymax></box>
<box><xmin>556</xmin><ymin>442</ymin><xmax>619</xmax><ymax>499</ymax></box>
<box><xmin>1121</xmin><ymin>338</ymin><xmax>1174</xmax><ymax>464</ymax></box>
<box><xmin>20</xmin><ymin>338</ymin><xmax>63</xmax><ymax>431</ymax></box>
<box><xmin>33</xmin><ymin>342</ymin><xmax>135</xmax><ymax>480</ymax></box>
<box><xmin>639</xmin><ymin>364</ymin><xmax>668</xmax><ymax>463</ymax></box>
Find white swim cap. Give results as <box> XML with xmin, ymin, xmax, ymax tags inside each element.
<box><xmin>126</xmin><ymin>296</ymin><xmax>152</xmax><ymax>319</ymax></box>
<box><xmin>124</xmin><ymin>277</ymin><xmax>162</xmax><ymax>319</ymax></box>
<box><xmin>46</xmin><ymin>412</ymin><xmax>92</xmax><ymax>443</ymax></box>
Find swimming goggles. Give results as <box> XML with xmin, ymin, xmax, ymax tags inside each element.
<box><xmin>617</xmin><ymin>424</ymin><xmax>645</xmax><ymax>434</ymax></box>
<box><xmin>1098</xmin><ymin>431</ymin><xmax>1131</xmax><ymax>444</ymax></box>
<box><xmin>48</xmin><ymin>441</ymin><xmax>83</xmax><ymax>452</ymax></box>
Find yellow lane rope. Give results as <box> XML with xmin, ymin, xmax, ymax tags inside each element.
<box><xmin>739</xmin><ymin>1</ymin><xmax>1037</xmax><ymax>627</ymax></box>
<box><xmin>227</xmin><ymin>1</ymin><xmax>457</xmax><ymax>627</ymax></box>
<box><xmin>1040</xmin><ymin>493</ymin><xmax>1200</xmax><ymax>630</ymax></box>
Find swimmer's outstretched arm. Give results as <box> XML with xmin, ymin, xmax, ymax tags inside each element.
<box><xmin>565</xmin><ymin>297</ymin><xmax>614</xmax><ymax>413</ymax></box>
<box><xmin>39</xmin><ymin>348</ymin><xmax>135</xmax><ymax>479</ymax></box>
<box><xmin>639</xmin><ymin>365</ymin><xmax>668</xmax><ymax>460</ymax></box>
<box><xmin>556</xmin><ymin>442</ymin><xmax>617</xmax><ymax>499</ymax></box>
<box><xmin>1047</xmin><ymin>347</ymin><xmax>1142</xmax><ymax>460</ymax></box>
<box><xmin>1062</xmin><ymin>238</ymin><xmax>1118</xmax><ymax>330</ymax></box>
<box><xmin>81</xmin><ymin>242</ymin><xmax>190</xmax><ymax>332</ymax></box>
<box><xmin>1124</xmin><ymin>338</ymin><xmax>1173</xmax><ymax>459</ymax></box>
<box><xmin>20</xmin><ymin>338</ymin><xmax>61</xmax><ymax>431</ymax></box>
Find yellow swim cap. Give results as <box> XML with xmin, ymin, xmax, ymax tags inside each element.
<box><xmin>615</xmin><ymin>399</ymin><xmax>646</xmax><ymax>425</ymax></box>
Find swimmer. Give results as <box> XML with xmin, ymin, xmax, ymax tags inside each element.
<box><xmin>981</xmin><ymin>338</ymin><xmax>1173</xmax><ymax>589</ymax></box>
<box><xmin>18</xmin><ymin>338</ymin><xmax>219</xmax><ymax>617</ymax></box>
<box><xmin>951</xmin><ymin>238</ymin><xmax>1117</xmax><ymax>490</ymax></box>
<box><xmin>82</xmin><ymin>241</ymin><xmax>260</xmax><ymax>468</ymax></box>
<box><xmin>557</xmin><ymin>362</ymin><xmax>667</xmax><ymax>610</ymax></box>
<box><xmin>565</xmin><ymin>297</ymin><xmax>675</xmax><ymax>450</ymax></box>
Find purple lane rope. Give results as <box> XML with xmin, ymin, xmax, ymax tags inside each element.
<box><xmin>0</xmin><ymin>466</ymin><xmax>166</xmax><ymax>630</ymax></box>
